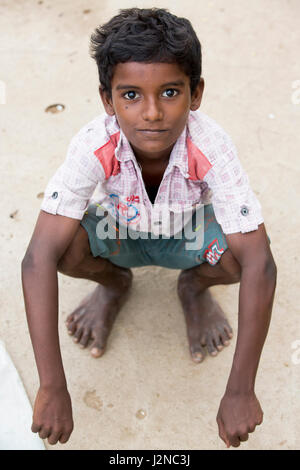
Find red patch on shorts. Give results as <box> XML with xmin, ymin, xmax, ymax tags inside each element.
<box><xmin>204</xmin><ymin>238</ymin><xmax>225</xmax><ymax>266</ymax></box>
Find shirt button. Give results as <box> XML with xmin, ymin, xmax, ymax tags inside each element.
<box><xmin>51</xmin><ymin>191</ymin><xmax>58</xmax><ymax>199</ymax></box>
<box><xmin>240</xmin><ymin>205</ymin><xmax>249</xmax><ymax>216</ymax></box>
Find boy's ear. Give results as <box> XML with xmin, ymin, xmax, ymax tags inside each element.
<box><xmin>99</xmin><ymin>86</ymin><xmax>115</xmax><ymax>115</ymax></box>
<box><xmin>190</xmin><ymin>78</ymin><xmax>205</xmax><ymax>111</ymax></box>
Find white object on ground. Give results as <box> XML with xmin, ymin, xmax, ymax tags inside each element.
<box><xmin>0</xmin><ymin>340</ymin><xmax>45</xmax><ymax>450</ymax></box>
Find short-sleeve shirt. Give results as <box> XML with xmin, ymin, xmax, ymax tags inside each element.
<box><xmin>41</xmin><ymin>110</ymin><xmax>264</xmax><ymax>236</ymax></box>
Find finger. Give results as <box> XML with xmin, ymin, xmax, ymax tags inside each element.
<box><xmin>59</xmin><ymin>431</ymin><xmax>71</xmax><ymax>444</ymax></box>
<box><xmin>238</xmin><ymin>432</ymin><xmax>249</xmax><ymax>442</ymax></box>
<box><xmin>256</xmin><ymin>412</ymin><xmax>264</xmax><ymax>425</ymax></box>
<box><xmin>39</xmin><ymin>427</ymin><xmax>52</xmax><ymax>440</ymax></box>
<box><xmin>31</xmin><ymin>423</ymin><xmax>41</xmax><ymax>433</ymax></box>
<box><xmin>217</xmin><ymin>418</ymin><xmax>230</xmax><ymax>448</ymax></box>
<box><xmin>229</xmin><ymin>435</ymin><xmax>241</xmax><ymax>448</ymax></box>
<box><xmin>248</xmin><ymin>423</ymin><xmax>257</xmax><ymax>433</ymax></box>
<box><xmin>48</xmin><ymin>431</ymin><xmax>63</xmax><ymax>446</ymax></box>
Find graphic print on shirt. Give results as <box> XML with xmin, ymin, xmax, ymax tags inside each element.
<box><xmin>126</xmin><ymin>194</ymin><xmax>140</xmax><ymax>203</ymax></box>
<box><xmin>108</xmin><ymin>193</ymin><xmax>141</xmax><ymax>224</ymax></box>
<box><xmin>204</xmin><ymin>238</ymin><xmax>225</xmax><ymax>265</ymax></box>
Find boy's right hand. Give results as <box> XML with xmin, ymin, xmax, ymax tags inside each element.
<box><xmin>31</xmin><ymin>386</ymin><xmax>74</xmax><ymax>445</ymax></box>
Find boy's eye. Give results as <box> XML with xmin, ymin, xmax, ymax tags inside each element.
<box><xmin>123</xmin><ymin>89</ymin><xmax>179</xmax><ymax>100</ymax></box>
<box><xmin>123</xmin><ymin>91</ymin><xmax>140</xmax><ymax>100</ymax></box>
<box><xmin>162</xmin><ymin>89</ymin><xmax>179</xmax><ymax>98</ymax></box>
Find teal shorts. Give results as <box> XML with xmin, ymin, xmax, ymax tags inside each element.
<box><xmin>80</xmin><ymin>203</ymin><xmax>229</xmax><ymax>270</ymax></box>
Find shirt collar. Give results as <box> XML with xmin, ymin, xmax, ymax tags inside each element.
<box><xmin>109</xmin><ymin>114</ymin><xmax>190</xmax><ymax>178</ymax></box>
<box><xmin>167</xmin><ymin>125</ymin><xmax>189</xmax><ymax>177</ymax></box>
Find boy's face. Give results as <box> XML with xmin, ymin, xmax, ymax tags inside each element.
<box><xmin>100</xmin><ymin>62</ymin><xmax>204</xmax><ymax>164</ymax></box>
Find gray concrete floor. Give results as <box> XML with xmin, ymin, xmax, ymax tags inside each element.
<box><xmin>0</xmin><ymin>0</ymin><xmax>299</xmax><ymax>450</ymax></box>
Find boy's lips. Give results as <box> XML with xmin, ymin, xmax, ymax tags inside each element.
<box><xmin>136</xmin><ymin>128</ymin><xmax>169</xmax><ymax>135</ymax></box>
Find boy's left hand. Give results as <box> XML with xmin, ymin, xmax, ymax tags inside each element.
<box><xmin>216</xmin><ymin>391</ymin><xmax>263</xmax><ymax>448</ymax></box>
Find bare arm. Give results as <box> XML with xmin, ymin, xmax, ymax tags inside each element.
<box><xmin>21</xmin><ymin>210</ymin><xmax>81</xmax><ymax>444</ymax></box>
<box><xmin>216</xmin><ymin>223</ymin><xmax>277</xmax><ymax>447</ymax></box>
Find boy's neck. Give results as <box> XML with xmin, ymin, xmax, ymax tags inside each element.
<box><xmin>131</xmin><ymin>143</ymin><xmax>174</xmax><ymax>171</ymax></box>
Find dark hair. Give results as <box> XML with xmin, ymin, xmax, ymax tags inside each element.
<box><xmin>90</xmin><ymin>7</ymin><xmax>202</xmax><ymax>98</ymax></box>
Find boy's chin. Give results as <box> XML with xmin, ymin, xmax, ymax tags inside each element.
<box><xmin>131</xmin><ymin>139</ymin><xmax>176</xmax><ymax>157</ymax></box>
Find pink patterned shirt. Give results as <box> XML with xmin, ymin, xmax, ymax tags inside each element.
<box><xmin>41</xmin><ymin>110</ymin><xmax>264</xmax><ymax>236</ymax></box>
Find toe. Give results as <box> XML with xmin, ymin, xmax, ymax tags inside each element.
<box><xmin>79</xmin><ymin>330</ymin><xmax>91</xmax><ymax>348</ymax></box>
<box><xmin>223</xmin><ymin>324</ymin><xmax>233</xmax><ymax>339</ymax></box>
<box><xmin>67</xmin><ymin>307</ymin><xmax>85</xmax><ymax>325</ymax></box>
<box><xmin>217</xmin><ymin>324</ymin><xmax>233</xmax><ymax>346</ymax></box>
<box><xmin>90</xmin><ymin>335</ymin><xmax>106</xmax><ymax>358</ymax></box>
<box><xmin>212</xmin><ymin>330</ymin><xmax>223</xmax><ymax>351</ymax></box>
<box><xmin>91</xmin><ymin>346</ymin><xmax>105</xmax><ymax>358</ymax></box>
<box><xmin>206</xmin><ymin>337</ymin><xmax>218</xmax><ymax>356</ymax></box>
<box><xmin>221</xmin><ymin>333</ymin><xmax>231</xmax><ymax>346</ymax></box>
<box><xmin>188</xmin><ymin>330</ymin><xmax>206</xmax><ymax>363</ymax></box>
<box><xmin>191</xmin><ymin>348</ymin><xmax>205</xmax><ymax>363</ymax></box>
<box><xmin>66</xmin><ymin>312</ymin><xmax>75</xmax><ymax>324</ymax></box>
<box><xmin>189</xmin><ymin>338</ymin><xmax>206</xmax><ymax>363</ymax></box>
<box><xmin>73</xmin><ymin>327</ymin><xmax>84</xmax><ymax>343</ymax></box>
<box><xmin>66</xmin><ymin>321</ymin><xmax>76</xmax><ymax>335</ymax></box>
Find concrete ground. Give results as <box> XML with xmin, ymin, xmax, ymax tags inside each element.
<box><xmin>1</xmin><ymin>0</ymin><xmax>299</xmax><ymax>450</ymax></box>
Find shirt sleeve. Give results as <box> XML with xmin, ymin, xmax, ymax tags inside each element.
<box><xmin>204</xmin><ymin>135</ymin><xmax>264</xmax><ymax>234</ymax></box>
<box><xmin>41</xmin><ymin>134</ymin><xmax>105</xmax><ymax>220</ymax></box>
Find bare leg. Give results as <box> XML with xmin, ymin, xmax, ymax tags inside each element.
<box><xmin>177</xmin><ymin>249</ymin><xmax>241</xmax><ymax>363</ymax></box>
<box><xmin>57</xmin><ymin>225</ymin><xmax>133</xmax><ymax>358</ymax></box>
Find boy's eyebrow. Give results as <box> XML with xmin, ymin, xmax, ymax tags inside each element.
<box><xmin>115</xmin><ymin>80</ymin><xmax>186</xmax><ymax>90</ymax></box>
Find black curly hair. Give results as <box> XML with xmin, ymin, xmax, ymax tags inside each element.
<box><xmin>90</xmin><ymin>8</ymin><xmax>202</xmax><ymax>99</ymax></box>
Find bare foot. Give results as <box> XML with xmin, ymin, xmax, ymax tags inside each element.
<box><xmin>65</xmin><ymin>269</ymin><xmax>132</xmax><ymax>358</ymax></box>
<box><xmin>177</xmin><ymin>270</ymin><xmax>233</xmax><ymax>363</ymax></box>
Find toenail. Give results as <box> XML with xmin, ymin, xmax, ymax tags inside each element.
<box><xmin>73</xmin><ymin>338</ymin><xmax>78</xmax><ymax>342</ymax></box>
<box><xmin>91</xmin><ymin>347</ymin><xmax>103</xmax><ymax>357</ymax></box>
<box><xmin>192</xmin><ymin>352</ymin><xmax>203</xmax><ymax>362</ymax></box>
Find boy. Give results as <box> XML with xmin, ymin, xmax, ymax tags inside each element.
<box><xmin>21</xmin><ymin>8</ymin><xmax>277</xmax><ymax>448</ymax></box>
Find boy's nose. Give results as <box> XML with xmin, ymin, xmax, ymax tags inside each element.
<box><xmin>142</xmin><ymin>98</ymin><xmax>163</xmax><ymax>121</ymax></box>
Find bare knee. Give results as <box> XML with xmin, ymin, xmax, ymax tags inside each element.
<box><xmin>220</xmin><ymin>248</ymin><xmax>241</xmax><ymax>283</ymax></box>
<box><xmin>57</xmin><ymin>225</ymin><xmax>95</xmax><ymax>275</ymax></box>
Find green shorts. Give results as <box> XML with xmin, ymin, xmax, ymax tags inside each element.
<box><xmin>80</xmin><ymin>203</ymin><xmax>230</xmax><ymax>270</ymax></box>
